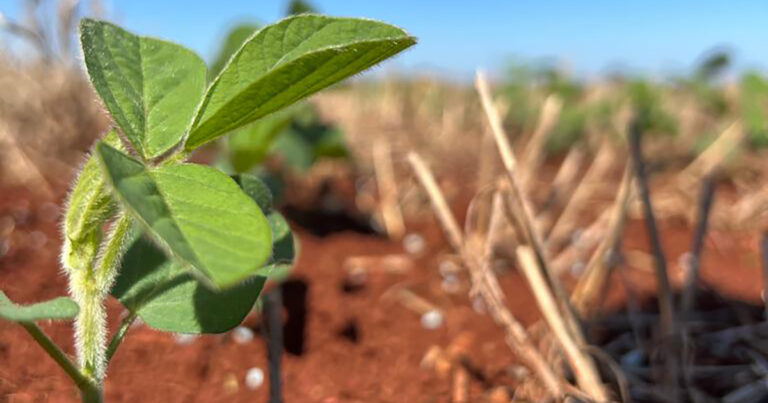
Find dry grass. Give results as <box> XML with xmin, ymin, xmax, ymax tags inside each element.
<box><xmin>0</xmin><ymin>59</ymin><xmax>107</xmax><ymax>195</ymax></box>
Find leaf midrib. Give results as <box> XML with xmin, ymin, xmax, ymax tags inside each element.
<box><xmin>190</xmin><ymin>37</ymin><xmax>412</xmax><ymax>147</ymax></box>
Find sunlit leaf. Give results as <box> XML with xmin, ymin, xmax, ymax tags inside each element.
<box><xmin>80</xmin><ymin>19</ymin><xmax>207</xmax><ymax>158</ymax></box>
<box><xmin>96</xmin><ymin>142</ymin><xmax>272</xmax><ymax>288</ymax></box>
<box><xmin>186</xmin><ymin>15</ymin><xmax>415</xmax><ymax>149</ymax></box>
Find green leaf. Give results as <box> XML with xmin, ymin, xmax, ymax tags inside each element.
<box><xmin>186</xmin><ymin>15</ymin><xmax>415</xmax><ymax>149</ymax></box>
<box><xmin>272</xmin><ymin>129</ymin><xmax>314</xmax><ymax>171</ymax></box>
<box><xmin>0</xmin><ymin>291</ymin><xmax>79</xmax><ymax>323</ymax></box>
<box><xmin>95</xmin><ymin>142</ymin><xmax>272</xmax><ymax>288</ymax></box>
<box><xmin>80</xmin><ymin>19</ymin><xmax>207</xmax><ymax>158</ymax></box>
<box><xmin>227</xmin><ymin>107</ymin><xmax>296</xmax><ymax>172</ymax></box>
<box><xmin>232</xmin><ymin>173</ymin><xmax>273</xmax><ymax>212</ymax></box>
<box><xmin>256</xmin><ymin>211</ymin><xmax>296</xmax><ymax>282</ymax></box>
<box><xmin>742</xmin><ymin>72</ymin><xmax>768</xmax><ymax>145</ymax></box>
<box><xmin>111</xmin><ymin>237</ymin><xmax>265</xmax><ymax>333</ymax></box>
<box><xmin>231</xmin><ymin>175</ymin><xmax>296</xmax><ymax>282</ymax></box>
<box><xmin>209</xmin><ymin>23</ymin><xmax>260</xmax><ymax>79</ymax></box>
<box><xmin>62</xmin><ymin>129</ymin><xmax>122</xmax><ymax>271</ymax></box>
<box><xmin>275</xmin><ymin>108</ymin><xmax>349</xmax><ymax>170</ymax></box>
<box><xmin>286</xmin><ymin>0</ymin><xmax>317</xmax><ymax>15</ymax></box>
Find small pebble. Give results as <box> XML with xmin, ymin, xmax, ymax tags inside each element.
<box><xmin>569</xmin><ymin>261</ymin><xmax>585</xmax><ymax>277</ymax></box>
<box><xmin>471</xmin><ymin>297</ymin><xmax>486</xmax><ymax>314</ymax></box>
<box><xmin>620</xmin><ymin>349</ymin><xmax>644</xmax><ymax>367</ymax></box>
<box><xmin>231</xmin><ymin>326</ymin><xmax>254</xmax><ymax>344</ymax></box>
<box><xmin>678</xmin><ymin>251</ymin><xmax>693</xmax><ymax>269</ymax></box>
<box><xmin>244</xmin><ymin>367</ymin><xmax>265</xmax><ymax>390</ymax></box>
<box><xmin>173</xmin><ymin>333</ymin><xmax>197</xmax><ymax>345</ymax></box>
<box><xmin>403</xmin><ymin>233</ymin><xmax>425</xmax><ymax>255</ymax></box>
<box><xmin>346</xmin><ymin>267</ymin><xmax>368</xmax><ymax>287</ymax></box>
<box><xmin>420</xmin><ymin>309</ymin><xmax>443</xmax><ymax>330</ymax></box>
<box><xmin>569</xmin><ymin>228</ymin><xmax>585</xmax><ymax>247</ymax></box>
<box><xmin>441</xmin><ymin>273</ymin><xmax>461</xmax><ymax>294</ymax></box>
<box><xmin>506</xmin><ymin>365</ymin><xmax>530</xmax><ymax>380</ymax></box>
<box><xmin>438</xmin><ymin>259</ymin><xmax>460</xmax><ymax>276</ymax></box>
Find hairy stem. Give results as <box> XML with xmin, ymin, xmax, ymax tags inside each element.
<box><xmin>20</xmin><ymin>322</ymin><xmax>98</xmax><ymax>394</ymax></box>
<box><xmin>106</xmin><ymin>312</ymin><xmax>136</xmax><ymax>362</ymax></box>
<box><xmin>70</xmin><ymin>213</ymin><xmax>133</xmax><ymax>382</ymax></box>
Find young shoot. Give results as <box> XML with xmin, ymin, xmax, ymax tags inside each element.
<box><xmin>0</xmin><ymin>14</ymin><xmax>414</xmax><ymax>402</ymax></box>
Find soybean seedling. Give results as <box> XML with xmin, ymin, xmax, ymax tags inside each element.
<box><xmin>212</xmin><ymin>0</ymin><xmax>351</xmax><ymax>175</ymax></box>
<box><xmin>0</xmin><ymin>15</ymin><xmax>414</xmax><ymax>402</ymax></box>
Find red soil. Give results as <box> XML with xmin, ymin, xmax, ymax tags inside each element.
<box><xmin>0</xmin><ymin>182</ymin><xmax>763</xmax><ymax>402</ymax></box>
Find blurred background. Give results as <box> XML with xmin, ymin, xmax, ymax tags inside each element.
<box><xmin>3</xmin><ymin>1</ymin><xmax>768</xmax><ymax>402</ymax></box>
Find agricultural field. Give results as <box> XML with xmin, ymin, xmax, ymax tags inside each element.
<box><xmin>2</xmin><ymin>1</ymin><xmax>768</xmax><ymax>402</ymax></box>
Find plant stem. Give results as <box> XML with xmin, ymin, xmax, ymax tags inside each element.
<box><xmin>79</xmin><ymin>383</ymin><xmax>103</xmax><ymax>403</ymax></box>
<box><xmin>263</xmin><ymin>287</ymin><xmax>284</xmax><ymax>403</ymax></box>
<box><xmin>106</xmin><ymin>312</ymin><xmax>136</xmax><ymax>362</ymax></box>
<box><xmin>20</xmin><ymin>322</ymin><xmax>93</xmax><ymax>389</ymax></box>
<box><xmin>70</xmin><ymin>214</ymin><xmax>132</xmax><ymax>382</ymax></box>
<box><xmin>627</xmin><ymin>120</ymin><xmax>676</xmax><ymax>336</ymax></box>
<box><xmin>681</xmin><ymin>174</ymin><xmax>716</xmax><ymax>318</ymax></box>
<box><xmin>627</xmin><ymin>118</ymin><xmax>680</xmax><ymax>399</ymax></box>
<box><xmin>760</xmin><ymin>233</ymin><xmax>768</xmax><ymax>320</ymax></box>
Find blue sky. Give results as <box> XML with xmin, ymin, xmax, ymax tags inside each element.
<box><xmin>3</xmin><ymin>1</ymin><xmax>768</xmax><ymax>80</ymax></box>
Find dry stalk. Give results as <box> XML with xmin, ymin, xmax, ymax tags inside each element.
<box><xmin>452</xmin><ymin>366</ymin><xmax>470</xmax><ymax>403</ymax></box>
<box><xmin>56</xmin><ymin>0</ymin><xmax>80</xmax><ymax>60</ymax></box>
<box><xmin>520</xmin><ymin>94</ymin><xmax>563</xmax><ymax>190</ymax></box>
<box><xmin>761</xmin><ymin>233</ymin><xmax>768</xmax><ymax>319</ymax></box>
<box><xmin>477</xmin><ymin>116</ymin><xmax>500</xmax><ymax>189</ymax></box>
<box><xmin>373</xmin><ymin>139</ymin><xmax>406</xmax><ymax>238</ymax></box>
<box><xmin>550</xmin><ymin>208</ymin><xmax>612</xmax><ymax>276</ymax></box>
<box><xmin>627</xmin><ymin>120</ymin><xmax>680</xmax><ymax>399</ymax></box>
<box><xmin>680</xmin><ymin>175</ymin><xmax>716</xmax><ymax>318</ymax></box>
<box><xmin>547</xmin><ymin>142</ymin><xmax>616</xmax><ymax>248</ymax></box>
<box><xmin>343</xmin><ymin>254</ymin><xmax>413</xmax><ymax>276</ymax></box>
<box><xmin>407</xmin><ymin>152</ymin><xmax>463</xmax><ymax>251</ymax></box>
<box><xmin>464</xmin><ymin>187</ymin><xmax>495</xmax><ymax>245</ymax></box>
<box><xmin>421</xmin><ymin>345</ymin><xmax>452</xmax><ymax>377</ymax></box>
<box><xmin>407</xmin><ymin>151</ymin><xmax>564</xmax><ymax>398</ymax></box>
<box><xmin>487</xmin><ymin>386</ymin><xmax>510</xmax><ymax>403</ymax></box>
<box><xmin>479</xmin><ymin>193</ymin><xmax>510</xmax><ymax>303</ymax></box>
<box><xmin>678</xmin><ymin>121</ymin><xmax>743</xmax><ymax>186</ymax></box>
<box><xmin>424</xmin><ymin>335</ymin><xmax>477</xmax><ymax>403</ymax></box>
<box><xmin>542</xmin><ymin>147</ymin><xmax>586</xmax><ymax>213</ymax></box>
<box><xmin>731</xmin><ymin>188</ymin><xmax>768</xmax><ymax>226</ymax></box>
<box><xmin>516</xmin><ymin>246</ymin><xmax>609</xmax><ymax>401</ymax></box>
<box><xmin>536</xmin><ymin>147</ymin><xmax>586</xmax><ymax>238</ymax></box>
<box><xmin>571</xmin><ymin>164</ymin><xmax>634</xmax><ymax>315</ymax></box>
<box><xmin>0</xmin><ymin>12</ymin><xmax>49</xmax><ymax>59</ymax></box>
<box><xmin>627</xmin><ymin>121</ymin><xmax>676</xmax><ymax>337</ymax></box>
<box><xmin>393</xmin><ymin>288</ymin><xmax>439</xmax><ymax>316</ymax></box>
<box><xmin>474</xmin><ymin>127</ymin><xmax>500</xmax><ymax>232</ymax></box>
<box><xmin>0</xmin><ymin>123</ymin><xmax>54</xmax><ymax>199</ymax></box>
<box><xmin>475</xmin><ymin>71</ymin><xmax>579</xmax><ymax>335</ymax></box>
